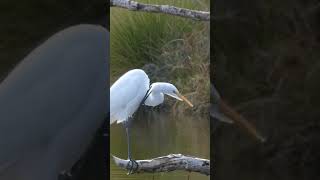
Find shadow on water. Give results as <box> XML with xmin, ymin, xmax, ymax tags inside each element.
<box><xmin>110</xmin><ymin>108</ymin><xmax>210</xmax><ymax>180</ymax></box>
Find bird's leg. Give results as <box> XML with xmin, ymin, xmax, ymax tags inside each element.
<box><xmin>124</xmin><ymin>121</ymin><xmax>139</xmax><ymax>174</ymax></box>
<box><xmin>125</xmin><ymin>126</ymin><xmax>131</xmax><ymax>160</ymax></box>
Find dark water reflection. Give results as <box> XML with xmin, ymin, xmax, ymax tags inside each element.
<box><xmin>110</xmin><ymin>109</ymin><xmax>210</xmax><ymax>180</ymax></box>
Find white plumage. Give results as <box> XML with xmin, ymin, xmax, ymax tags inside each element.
<box><xmin>110</xmin><ymin>69</ymin><xmax>149</xmax><ymax>124</ymax></box>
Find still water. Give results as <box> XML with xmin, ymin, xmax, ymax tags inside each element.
<box><xmin>110</xmin><ymin>109</ymin><xmax>210</xmax><ymax>180</ymax></box>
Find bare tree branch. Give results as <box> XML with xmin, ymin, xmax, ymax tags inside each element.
<box><xmin>110</xmin><ymin>0</ymin><xmax>210</xmax><ymax>21</ymax></box>
<box><xmin>112</xmin><ymin>154</ymin><xmax>210</xmax><ymax>175</ymax></box>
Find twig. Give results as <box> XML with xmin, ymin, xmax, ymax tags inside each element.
<box><xmin>110</xmin><ymin>0</ymin><xmax>210</xmax><ymax>21</ymax></box>
<box><xmin>112</xmin><ymin>154</ymin><xmax>210</xmax><ymax>175</ymax></box>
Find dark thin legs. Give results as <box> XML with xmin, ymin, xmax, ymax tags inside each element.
<box><xmin>124</xmin><ymin>120</ymin><xmax>138</xmax><ymax>174</ymax></box>
<box><xmin>126</xmin><ymin>127</ymin><xmax>131</xmax><ymax>160</ymax></box>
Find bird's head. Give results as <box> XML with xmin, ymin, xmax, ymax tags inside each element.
<box><xmin>150</xmin><ymin>82</ymin><xmax>193</xmax><ymax>107</ymax></box>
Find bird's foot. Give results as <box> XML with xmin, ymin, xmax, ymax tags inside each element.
<box><xmin>126</xmin><ymin>158</ymin><xmax>139</xmax><ymax>175</ymax></box>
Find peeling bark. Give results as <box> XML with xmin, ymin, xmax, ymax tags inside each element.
<box><xmin>112</xmin><ymin>154</ymin><xmax>210</xmax><ymax>175</ymax></box>
<box><xmin>110</xmin><ymin>0</ymin><xmax>210</xmax><ymax>21</ymax></box>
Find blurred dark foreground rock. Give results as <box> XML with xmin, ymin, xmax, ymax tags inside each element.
<box><xmin>0</xmin><ymin>25</ymin><xmax>108</xmax><ymax>180</ymax></box>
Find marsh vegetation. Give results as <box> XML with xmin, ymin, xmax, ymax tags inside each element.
<box><xmin>110</xmin><ymin>0</ymin><xmax>210</xmax><ymax>116</ymax></box>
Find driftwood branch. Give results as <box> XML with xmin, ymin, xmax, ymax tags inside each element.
<box><xmin>112</xmin><ymin>154</ymin><xmax>210</xmax><ymax>175</ymax></box>
<box><xmin>110</xmin><ymin>0</ymin><xmax>210</xmax><ymax>21</ymax></box>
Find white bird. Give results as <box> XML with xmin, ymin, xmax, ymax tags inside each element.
<box><xmin>110</xmin><ymin>69</ymin><xmax>193</xmax><ymax>171</ymax></box>
<box><xmin>110</xmin><ymin>69</ymin><xmax>193</xmax><ymax>124</ymax></box>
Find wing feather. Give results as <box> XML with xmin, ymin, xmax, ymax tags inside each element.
<box><xmin>110</xmin><ymin>69</ymin><xmax>149</xmax><ymax>124</ymax></box>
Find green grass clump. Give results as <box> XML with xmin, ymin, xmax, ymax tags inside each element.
<box><xmin>111</xmin><ymin>0</ymin><xmax>210</xmax><ymax>116</ymax></box>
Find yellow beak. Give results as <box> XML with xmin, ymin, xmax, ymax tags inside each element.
<box><xmin>177</xmin><ymin>93</ymin><xmax>194</xmax><ymax>107</ymax></box>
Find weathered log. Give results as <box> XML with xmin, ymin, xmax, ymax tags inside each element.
<box><xmin>112</xmin><ymin>154</ymin><xmax>210</xmax><ymax>175</ymax></box>
<box><xmin>110</xmin><ymin>0</ymin><xmax>210</xmax><ymax>21</ymax></box>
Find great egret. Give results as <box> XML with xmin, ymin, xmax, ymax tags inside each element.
<box><xmin>0</xmin><ymin>25</ymin><xmax>108</xmax><ymax>180</ymax></box>
<box><xmin>110</xmin><ymin>69</ymin><xmax>193</xmax><ymax>172</ymax></box>
<box><xmin>211</xmin><ymin>84</ymin><xmax>266</xmax><ymax>142</ymax></box>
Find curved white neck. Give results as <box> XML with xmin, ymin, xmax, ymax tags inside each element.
<box><xmin>143</xmin><ymin>82</ymin><xmax>178</xmax><ymax>107</ymax></box>
<box><xmin>144</xmin><ymin>92</ymin><xmax>164</xmax><ymax>107</ymax></box>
